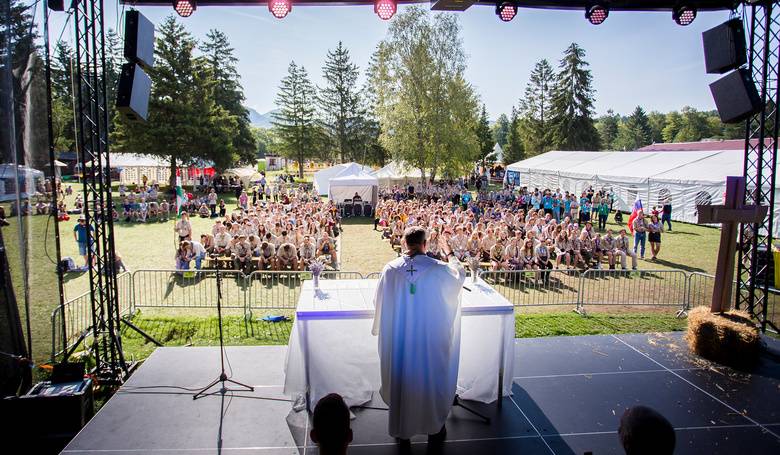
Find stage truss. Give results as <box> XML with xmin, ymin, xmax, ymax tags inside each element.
<box><xmin>737</xmin><ymin>1</ymin><xmax>780</xmax><ymax>333</ymax></box>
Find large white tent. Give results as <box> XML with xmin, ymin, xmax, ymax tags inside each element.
<box><xmin>313</xmin><ymin>162</ymin><xmax>372</xmax><ymax>196</ymax></box>
<box><xmin>505</xmin><ymin>150</ymin><xmax>780</xmax><ymax>234</ymax></box>
<box><xmin>328</xmin><ymin>166</ymin><xmax>378</xmax><ymax>206</ymax></box>
<box><xmin>372</xmin><ymin>161</ymin><xmax>424</xmax><ymax>188</ymax></box>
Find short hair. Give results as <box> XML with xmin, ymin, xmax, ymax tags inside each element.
<box><xmin>618</xmin><ymin>406</ymin><xmax>675</xmax><ymax>455</ymax></box>
<box><xmin>404</xmin><ymin>226</ymin><xmax>427</xmax><ymax>247</ymax></box>
<box><xmin>312</xmin><ymin>393</ymin><xmax>351</xmax><ymax>452</ymax></box>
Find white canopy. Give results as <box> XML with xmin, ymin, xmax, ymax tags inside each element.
<box><xmin>222</xmin><ymin>166</ymin><xmax>261</xmax><ymax>187</ymax></box>
<box><xmin>372</xmin><ymin>161</ymin><xmax>424</xmax><ymax>188</ymax></box>
<box><xmin>328</xmin><ymin>166</ymin><xmax>379</xmax><ymax>206</ymax></box>
<box><xmin>314</xmin><ymin>162</ymin><xmax>372</xmax><ymax>195</ymax></box>
<box><xmin>506</xmin><ymin>150</ymin><xmax>780</xmax><ymax>234</ymax></box>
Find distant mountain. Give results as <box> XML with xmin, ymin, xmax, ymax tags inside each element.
<box><xmin>247</xmin><ymin>107</ymin><xmax>278</xmax><ymax>128</ymax></box>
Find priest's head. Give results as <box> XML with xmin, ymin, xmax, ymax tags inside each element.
<box><xmin>403</xmin><ymin>226</ymin><xmax>427</xmax><ymax>255</ymax></box>
<box><xmin>311</xmin><ymin>393</ymin><xmax>352</xmax><ymax>455</ymax></box>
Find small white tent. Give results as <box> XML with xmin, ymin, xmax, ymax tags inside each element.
<box><xmin>313</xmin><ymin>162</ymin><xmax>372</xmax><ymax>196</ymax></box>
<box><xmin>505</xmin><ymin>150</ymin><xmax>780</xmax><ymax>234</ymax></box>
<box><xmin>372</xmin><ymin>161</ymin><xmax>424</xmax><ymax>188</ymax></box>
<box><xmin>222</xmin><ymin>166</ymin><xmax>261</xmax><ymax>187</ymax></box>
<box><xmin>328</xmin><ymin>166</ymin><xmax>379</xmax><ymax>206</ymax></box>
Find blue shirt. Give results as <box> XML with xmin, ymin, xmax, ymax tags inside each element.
<box><xmin>74</xmin><ymin>223</ymin><xmax>92</xmax><ymax>243</ymax></box>
<box><xmin>542</xmin><ymin>196</ymin><xmax>553</xmax><ymax>209</ymax></box>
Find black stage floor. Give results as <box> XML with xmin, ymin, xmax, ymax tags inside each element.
<box><xmin>62</xmin><ymin>332</ymin><xmax>780</xmax><ymax>454</ymax></box>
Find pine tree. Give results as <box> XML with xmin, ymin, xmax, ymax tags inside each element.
<box><xmin>647</xmin><ymin>111</ymin><xmax>666</xmax><ymax>144</ymax></box>
<box><xmin>318</xmin><ymin>42</ymin><xmax>363</xmax><ymax>163</ymax></box>
<box><xmin>476</xmin><ymin>105</ymin><xmax>494</xmax><ymax>166</ymax></box>
<box><xmin>504</xmin><ymin>107</ymin><xmax>525</xmax><ymax>163</ymax></box>
<box><xmin>549</xmin><ymin>43</ymin><xmax>600</xmax><ymax>150</ymax></box>
<box><xmin>491</xmin><ymin>113</ymin><xmax>510</xmax><ymax>148</ymax></box>
<box><xmin>272</xmin><ymin>62</ymin><xmax>321</xmax><ymax>178</ymax></box>
<box><xmin>614</xmin><ymin>106</ymin><xmax>652</xmax><ymax>150</ymax></box>
<box><xmin>519</xmin><ymin>59</ymin><xmax>555</xmax><ymax>154</ymax></box>
<box><xmin>200</xmin><ymin>29</ymin><xmax>256</xmax><ymax>163</ymax></box>
<box><xmin>596</xmin><ymin>109</ymin><xmax>619</xmax><ymax>150</ymax></box>
<box><xmin>50</xmin><ymin>41</ymin><xmax>76</xmax><ymax>151</ymax></box>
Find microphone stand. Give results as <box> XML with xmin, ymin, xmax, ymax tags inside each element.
<box><xmin>193</xmin><ymin>256</ymin><xmax>254</xmax><ymax>399</ymax></box>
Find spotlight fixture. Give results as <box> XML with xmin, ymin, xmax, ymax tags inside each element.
<box><xmin>269</xmin><ymin>0</ymin><xmax>291</xmax><ymax>19</ymax></box>
<box><xmin>375</xmin><ymin>0</ymin><xmax>397</xmax><ymax>21</ymax></box>
<box><xmin>673</xmin><ymin>5</ymin><xmax>697</xmax><ymax>26</ymax></box>
<box><xmin>585</xmin><ymin>5</ymin><xmax>608</xmax><ymax>25</ymax></box>
<box><xmin>173</xmin><ymin>0</ymin><xmax>195</xmax><ymax>17</ymax></box>
<box><xmin>496</xmin><ymin>2</ymin><xmax>518</xmax><ymax>22</ymax></box>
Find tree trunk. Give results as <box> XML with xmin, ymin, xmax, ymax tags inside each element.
<box><xmin>169</xmin><ymin>155</ymin><xmax>177</xmax><ymax>191</ymax></box>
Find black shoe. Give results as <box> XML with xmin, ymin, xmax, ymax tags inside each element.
<box><xmin>428</xmin><ymin>425</ymin><xmax>446</xmax><ymax>444</ymax></box>
<box><xmin>397</xmin><ymin>438</ymin><xmax>411</xmax><ymax>453</ymax></box>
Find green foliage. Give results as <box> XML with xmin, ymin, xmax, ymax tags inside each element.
<box><xmin>368</xmin><ymin>6</ymin><xmax>480</xmax><ymax>180</ymax></box>
<box><xmin>549</xmin><ymin>43</ymin><xmax>600</xmax><ymax>151</ymax></box>
<box><xmin>491</xmin><ymin>113</ymin><xmax>510</xmax><ymax>148</ymax></box>
<box><xmin>476</xmin><ymin>104</ymin><xmax>494</xmax><ymax>165</ymax></box>
<box><xmin>613</xmin><ymin>106</ymin><xmax>652</xmax><ymax>150</ymax></box>
<box><xmin>271</xmin><ymin>61</ymin><xmax>323</xmax><ymax>178</ymax></box>
<box><xmin>505</xmin><ymin>107</ymin><xmax>525</xmax><ymax>163</ymax></box>
<box><xmin>596</xmin><ymin>109</ymin><xmax>619</xmax><ymax>150</ymax></box>
<box><xmin>519</xmin><ymin>59</ymin><xmax>555</xmax><ymax>155</ymax></box>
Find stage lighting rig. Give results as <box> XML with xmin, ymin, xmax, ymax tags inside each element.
<box><xmin>269</xmin><ymin>0</ymin><xmax>292</xmax><ymax>19</ymax></box>
<box><xmin>375</xmin><ymin>0</ymin><xmax>397</xmax><ymax>20</ymax></box>
<box><xmin>173</xmin><ymin>0</ymin><xmax>196</xmax><ymax>17</ymax></box>
<box><xmin>585</xmin><ymin>5</ymin><xmax>608</xmax><ymax>25</ymax></box>
<box><xmin>496</xmin><ymin>2</ymin><xmax>517</xmax><ymax>22</ymax></box>
<box><xmin>673</xmin><ymin>5</ymin><xmax>697</xmax><ymax>26</ymax></box>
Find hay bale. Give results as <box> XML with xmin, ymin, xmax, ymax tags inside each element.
<box><xmin>685</xmin><ymin>306</ymin><xmax>761</xmax><ymax>368</ymax></box>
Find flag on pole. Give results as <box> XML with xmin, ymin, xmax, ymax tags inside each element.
<box><xmin>627</xmin><ymin>197</ymin><xmax>643</xmax><ymax>233</ymax></box>
<box><xmin>175</xmin><ymin>176</ymin><xmax>187</xmax><ymax>217</ymax></box>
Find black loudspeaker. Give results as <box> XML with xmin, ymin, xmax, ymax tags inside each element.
<box><xmin>48</xmin><ymin>0</ymin><xmax>65</xmax><ymax>11</ymax></box>
<box><xmin>123</xmin><ymin>10</ymin><xmax>155</xmax><ymax>70</ymax></box>
<box><xmin>703</xmin><ymin>18</ymin><xmax>747</xmax><ymax>74</ymax></box>
<box><xmin>116</xmin><ymin>63</ymin><xmax>151</xmax><ymax>122</ymax></box>
<box><xmin>709</xmin><ymin>68</ymin><xmax>763</xmax><ymax>124</ymax></box>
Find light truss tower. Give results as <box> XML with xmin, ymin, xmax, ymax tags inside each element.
<box><xmin>737</xmin><ymin>1</ymin><xmax>780</xmax><ymax>333</ymax></box>
<box><xmin>72</xmin><ymin>0</ymin><xmax>127</xmax><ymax>381</ymax></box>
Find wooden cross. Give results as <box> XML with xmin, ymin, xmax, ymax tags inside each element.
<box><xmin>697</xmin><ymin>176</ymin><xmax>768</xmax><ymax>313</ymax></box>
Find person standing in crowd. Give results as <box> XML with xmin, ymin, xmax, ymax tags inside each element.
<box><xmin>661</xmin><ymin>199</ymin><xmax>672</xmax><ymax>231</ymax></box>
<box><xmin>208</xmin><ymin>188</ymin><xmax>217</xmax><ymax>217</ymax></box>
<box><xmin>175</xmin><ymin>212</ymin><xmax>192</xmax><ymax>242</ymax></box>
<box><xmin>73</xmin><ymin>215</ymin><xmax>93</xmax><ymax>267</ymax></box>
<box><xmin>647</xmin><ymin>214</ymin><xmax>663</xmax><ymax>261</ymax></box>
<box><xmin>597</xmin><ymin>199</ymin><xmax>610</xmax><ymax>231</ymax></box>
<box><xmin>632</xmin><ymin>209</ymin><xmax>647</xmax><ymax>259</ymax></box>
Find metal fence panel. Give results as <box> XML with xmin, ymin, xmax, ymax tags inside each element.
<box><xmin>479</xmin><ymin>270</ymin><xmax>581</xmax><ymax>308</ymax></box>
<box><xmin>245</xmin><ymin>271</ymin><xmax>364</xmax><ymax>312</ymax></box>
<box><xmin>131</xmin><ymin>269</ymin><xmax>247</xmax><ymax>310</ymax></box>
<box><xmin>579</xmin><ymin>269</ymin><xmax>688</xmax><ymax>311</ymax></box>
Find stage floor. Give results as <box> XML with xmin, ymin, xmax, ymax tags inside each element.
<box><xmin>62</xmin><ymin>332</ymin><xmax>780</xmax><ymax>454</ymax></box>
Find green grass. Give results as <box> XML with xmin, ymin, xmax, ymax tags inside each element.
<box><xmin>514</xmin><ymin>312</ymin><xmax>688</xmax><ymax>338</ymax></box>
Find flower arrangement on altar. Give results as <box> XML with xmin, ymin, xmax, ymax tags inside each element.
<box><xmin>467</xmin><ymin>254</ymin><xmax>480</xmax><ymax>283</ymax></box>
<box><xmin>309</xmin><ymin>260</ymin><xmax>326</xmax><ymax>288</ymax></box>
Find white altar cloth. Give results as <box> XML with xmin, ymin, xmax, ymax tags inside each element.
<box><xmin>283</xmin><ymin>278</ymin><xmax>515</xmax><ymax>409</ymax></box>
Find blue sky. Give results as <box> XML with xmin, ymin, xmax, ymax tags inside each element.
<box><xmin>43</xmin><ymin>3</ymin><xmax>735</xmax><ymax>119</ymax></box>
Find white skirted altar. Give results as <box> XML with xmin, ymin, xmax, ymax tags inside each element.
<box><xmin>283</xmin><ymin>278</ymin><xmax>515</xmax><ymax>409</ymax></box>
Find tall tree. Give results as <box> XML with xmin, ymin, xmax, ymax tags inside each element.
<box><xmin>519</xmin><ymin>59</ymin><xmax>555</xmax><ymax>155</ymax></box>
<box><xmin>200</xmin><ymin>29</ymin><xmax>256</xmax><ymax>163</ymax></box>
<box><xmin>613</xmin><ymin>106</ymin><xmax>653</xmax><ymax>150</ymax></box>
<box><xmin>50</xmin><ymin>41</ymin><xmax>76</xmax><ymax>151</ymax></box>
<box><xmin>272</xmin><ymin>61</ymin><xmax>321</xmax><ymax>178</ymax></box>
<box><xmin>318</xmin><ymin>41</ymin><xmax>364</xmax><ymax>163</ymax></box>
<box><xmin>662</xmin><ymin>111</ymin><xmax>682</xmax><ymax>143</ymax></box>
<box><xmin>112</xmin><ymin>15</ymin><xmax>237</xmax><ymax>187</ymax></box>
<box><xmin>476</xmin><ymin>104</ymin><xmax>494</xmax><ymax>166</ymax></box>
<box><xmin>549</xmin><ymin>43</ymin><xmax>600</xmax><ymax>150</ymax></box>
<box><xmin>596</xmin><ymin>109</ymin><xmax>619</xmax><ymax>150</ymax></box>
<box><xmin>504</xmin><ymin>107</ymin><xmax>525</xmax><ymax>163</ymax></box>
<box><xmin>491</xmin><ymin>113</ymin><xmax>510</xmax><ymax>148</ymax></box>
<box><xmin>647</xmin><ymin>111</ymin><xmax>666</xmax><ymax>144</ymax></box>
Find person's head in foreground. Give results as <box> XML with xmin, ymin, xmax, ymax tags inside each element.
<box><xmin>310</xmin><ymin>393</ymin><xmax>352</xmax><ymax>455</ymax></box>
<box><xmin>403</xmin><ymin>226</ymin><xmax>427</xmax><ymax>255</ymax></box>
<box><xmin>618</xmin><ymin>405</ymin><xmax>675</xmax><ymax>455</ymax></box>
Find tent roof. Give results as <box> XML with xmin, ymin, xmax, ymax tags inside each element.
<box><xmin>330</xmin><ymin>166</ymin><xmax>378</xmax><ymax>185</ymax></box>
<box><xmin>314</xmin><ymin>162</ymin><xmax>372</xmax><ymax>194</ymax></box>
<box><xmin>506</xmin><ymin>150</ymin><xmax>764</xmax><ymax>187</ymax></box>
<box><xmin>372</xmin><ymin>161</ymin><xmax>423</xmax><ymax>179</ymax></box>
<box><xmin>109</xmin><ymin>153</ymin><xmax>170</xmax><ymax>167</ymax></box>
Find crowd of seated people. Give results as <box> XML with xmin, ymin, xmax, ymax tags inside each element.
<box><xmin>375</xmin><ymin>183</ymin><xmax>645</xmax><ymax>272</ymax></box>
<box><xmin>173</xmin><ymin>187</ymin><xmax>341</xmax><ymax>274</ymax></box>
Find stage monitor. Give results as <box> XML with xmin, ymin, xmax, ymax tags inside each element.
<box><xmin>116</xmin><ymin>62</ymin><xmax>151</xmax><ymax>122</ymax></box>
<box><xmin>123</xmin><ymin>10</ymin><xmax>155</xmax><ymax>70</ymax></box>
<box><xmin>709</xmin><ymin>68</ymin><xmax>762</xmax><ymax>124</ymax></box>
<box><xmin>702</xmin><ymin>18</ymin><xmax>747</xmax><ymax>74</ymax></box>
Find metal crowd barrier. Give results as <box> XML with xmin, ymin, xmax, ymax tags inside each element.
<box><xmin>480</xmin><ymin>269</ymin><xmax>581</xmax><ymax>307</ymax></box>
<box><xmin>577</xmin><ymin>269</ymin><xmax>689</xmax><ymax>315</ymax></box>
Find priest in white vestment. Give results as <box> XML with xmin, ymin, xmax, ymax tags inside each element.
<box><xmin>372</xmin><ymin>226</ymin><xmax>466</xmax><ymax>446</ymax></box>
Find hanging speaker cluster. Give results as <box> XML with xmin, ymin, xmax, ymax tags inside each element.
<box><xmin>703</xmin><ymin>18</ymin><xmax>762</xmax><ymax>124</ymax></box>
<box><xmin>116</xmin><ymin>10</ymin><xmax>154</xmax><ymax>122</ymax></box>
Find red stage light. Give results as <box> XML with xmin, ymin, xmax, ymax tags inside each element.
<box><xmin>673</xmin><ymin>6</ymin><xmax>697</xmax><ymax>26</ymax></box>
<box><xmin>374</xmin><ymin>0</ymin><xmax>396</xmax><ymax>21</ymax></box>
<box><xmin>173</xmin><ymin>0</ymin><xmax>195</xmax><ymax>17</ymax></box>
<box><xmin>496</xmin><ymin>2</ymin><xmax>517</xmax><ymax>23</ymax></box>
<box><xmin>585</xmin><ymin>5</ymin><xmax>608</xmax><ymax>25</ymax></box>
<box><xmin>269</xmin><ymin>0</ymin><xmax>291</xmax><ymax>19</ymax></box>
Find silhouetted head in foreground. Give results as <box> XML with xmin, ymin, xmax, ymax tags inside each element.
<box><xmin>311</xmin><ymin>393</ymin><xmax>352</xmax><ymax>455</ymax></box>
<box><xmin>619</xmin><ymin>406</ymin><xmax>675</xmax><ymax>455</ymax></box>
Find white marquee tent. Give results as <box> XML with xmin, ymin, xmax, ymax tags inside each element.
<box><xmin>313</xmin><ymin>162</ymin><xmax>373</xmax><ymax>196</ymax></box>
<box><xmin>505</xmin><ymin>150</ymin><xmax>780</xmax><ymax>234</ymax></box>
<box><xmin>372</xmin><ymin>161</ymin><xmax>424</xmax><ymax>188</ymax></box>
<box><xmin>328</xmin><ymin>166</ymin><xmax>378</xmax><ymax>206</ymax></box>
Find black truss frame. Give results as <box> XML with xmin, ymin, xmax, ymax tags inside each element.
<box><xmin>72</xmin><ymin>0</ymin><xmax>127</xmax><ymax>381</ymax></box>
<box><xmin>737</xmin><ymin>1</ymin><xmax>780</xmax><ymax>334</ymax></box>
